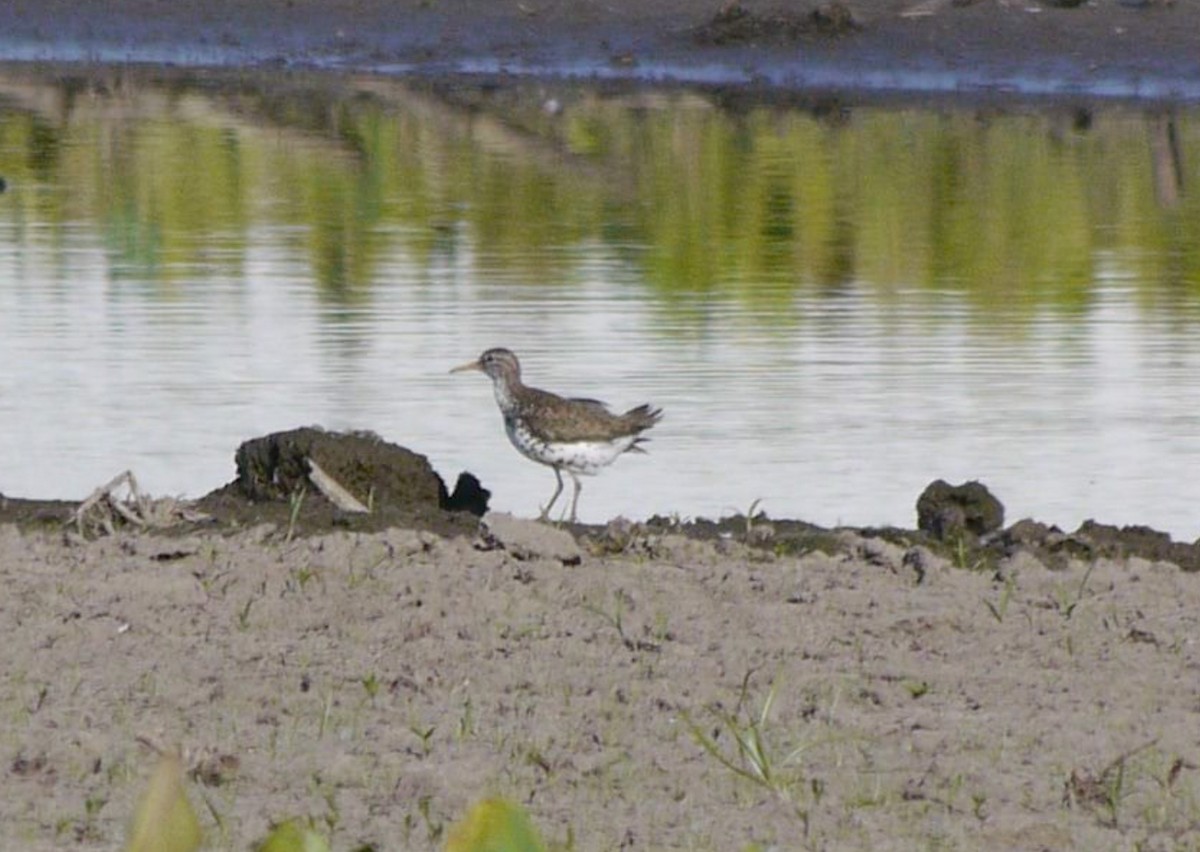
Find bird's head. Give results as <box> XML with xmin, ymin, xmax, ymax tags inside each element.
<box><xmin>451</xmin><ymin>348</ymin><xmax>522</xmax><ymax>383</ymax></box>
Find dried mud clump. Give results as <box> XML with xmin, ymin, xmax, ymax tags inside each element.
<box><xmin>916</xmin><ymin>479</ymin><xmax>1005</xmax><ymax>541</ymax></box>
<box><xmin>195</xmin><ymin>427</ymin><xmax>488</xmax><ymax>537</ymax></box>
<box><xmin>230</xmin><ymin>426</ymin><xmax>444</xmax><ymax>509</ymax></box>
<box><xmin>694</xmin><ymin>1</ymin><xmax>862</xmax><ymax>45</ymax></box>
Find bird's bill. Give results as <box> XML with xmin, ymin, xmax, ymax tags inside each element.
<box><xmin>450</xmin><ymin>358</ymin><xmax>483</xmax><ymax>374</ymax></box>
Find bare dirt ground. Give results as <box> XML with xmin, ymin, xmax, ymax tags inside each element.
<box><xmin>3</xmin><ymin>428</ymin><xmax>1200</xmax><ymax>850</ymax></box>
<box><xmin>5</xmin><ymin>512</ymin><xmax>1200</xmax><ymax>850</ymax></box>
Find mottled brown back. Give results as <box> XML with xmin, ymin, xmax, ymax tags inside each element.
<box><xmin>514</xmin><ymin>385</ymin><xmax>662</xmax><ymax>445</ymax></box>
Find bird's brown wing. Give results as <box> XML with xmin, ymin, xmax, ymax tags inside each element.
<box><xmin>518</xmin><ymin>386</ymin><xmax>654</xmax><ymax>444</ymax></box>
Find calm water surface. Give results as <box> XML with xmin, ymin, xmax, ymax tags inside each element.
<box><xmin>2</xmin><ymin>70</ymin><xmax>1199</xmax><ymax>538</ymax></box>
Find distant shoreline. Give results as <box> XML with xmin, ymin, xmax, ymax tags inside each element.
<box><xmin>1</xmin><ymin>0</ymin><xmax>1198</xmax><ymax>103</ymax></box>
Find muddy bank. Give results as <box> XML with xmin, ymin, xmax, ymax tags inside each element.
<box><xmin>1</xmin><ymin>0</ymin><xmax>1199</xmax><ymax>102</ymax></box>
<box><xmin>7</xmin><ymin>429</ymin><xmax>1198</xmax><ymax>574</ymax></box>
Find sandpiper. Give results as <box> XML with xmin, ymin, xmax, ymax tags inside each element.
<box><xmin>451</xmin><ymin>348</ymin><xmax>662</xmax><ymax>523</ymax></box>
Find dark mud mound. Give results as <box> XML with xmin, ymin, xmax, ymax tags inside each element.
<box><xmin>231</xmin><ymin>427</ymin><xmax>442</xmax><ymax>508</ymax></box>
<box><xmin>650</xmin><ymin>479</ymin><xmax>1200</xmax><ymax>574</ymax></box>
<box><xmin>916</xmin><ymin>479</ymin><xmax>1005</xmax><ymax>541</ymax></box>
<box><xmin>694</xmin><ymin>1</ymin><xmax>861</xmax><ymax>45</ymax></box>
<box><xmin>998</xmin><ymin>518</ymin><xmax>1200</xmax><ymax>573</ymax></box>
<box><xmin>195</xmin><ymin>427</ymin><xmax>488</xmax><ymax>537</ymax></box>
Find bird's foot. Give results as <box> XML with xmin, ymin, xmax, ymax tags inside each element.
<box><xmin>535</xmin><ymin>504</ymin><xmax>573</xmax><ymax>527</ymax></box>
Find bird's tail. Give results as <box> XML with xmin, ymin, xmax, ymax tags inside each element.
<box><xmin>623</xmin><ymin>404</ymin><xmax>662</xmax><ymax>429</ymax></box>
<box><xmin>622</xmin><ymin>405</ymin><xmax>663</xmax><ymax>453</ymax></box>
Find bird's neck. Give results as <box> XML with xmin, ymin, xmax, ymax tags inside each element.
<box><xmin>490</xmin><ymin>374</ymin><xmax>522</xmax><ymax>415</ymax></box>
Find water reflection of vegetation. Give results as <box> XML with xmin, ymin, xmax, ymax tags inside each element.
<box><xmin>0</xmin><ymin>72</ymin><xmax>1198</xmax><ymax>317</ymax></box>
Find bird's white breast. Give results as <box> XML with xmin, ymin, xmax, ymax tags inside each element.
<box><xmin>504</xmin><ymin>418</ymin><xmax>635</xmax><ymax>474</ymax></box>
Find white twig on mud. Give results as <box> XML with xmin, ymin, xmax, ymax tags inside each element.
<box><xmin>306</xmin><ymin>457</ymin><xmax>370</xmax><ymax>513</ymax></box>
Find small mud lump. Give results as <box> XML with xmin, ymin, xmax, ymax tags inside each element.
<box><xmin>440</xmin><ymin>472</ymin><xmax>491</xmax><ymax>516</ymax></box>
<box><xmin>916</xmin><ymin>479</ymin><xmax>1004</xmax><ymax>541</ymax></box>
<box><xmin>694</xmin><ymin>1</ymin><xmax>860</xmax><ymax>46</ymax></box>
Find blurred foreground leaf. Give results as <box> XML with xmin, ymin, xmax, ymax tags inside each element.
<box><xmin>256</xmin><ymin>818</ymin><xmax>332</xmax><ymax>852</ymax></box>
<box><xmin>125</xmin><ymin>752</ymin><xmax>202</xmax><ymax>852</ymax></box>
<box><xmin>445</xmin><ymin>798</ymin><xmax>547</xmax><ymax>852</ymax></box>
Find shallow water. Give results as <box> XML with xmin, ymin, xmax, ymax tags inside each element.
<box><xmin>1</xmin><ymin>70</ymin><xmax>1199</xmax><ymax>538</ymax></box>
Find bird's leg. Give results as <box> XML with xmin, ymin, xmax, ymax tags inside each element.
<box><xmin>566</xmin><ymin>471</ymin><xmax>583</xmax><ymax>524</ymax></box>
<box><xmin>539</xmin><ymin>467</ymin><xmax>564</xmax><ymax>521</ymax></box>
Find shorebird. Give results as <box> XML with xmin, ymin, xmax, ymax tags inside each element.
<box><xmin>451</xmin><ymin>348</ymin><xmax>662</xmax><ymax>523</ymax></box>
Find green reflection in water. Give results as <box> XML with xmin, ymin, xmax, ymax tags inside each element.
<box><xmin>1</xmin><ymin>70</ymin><xmax>1198</xmax><ymax>321</ymax></box>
